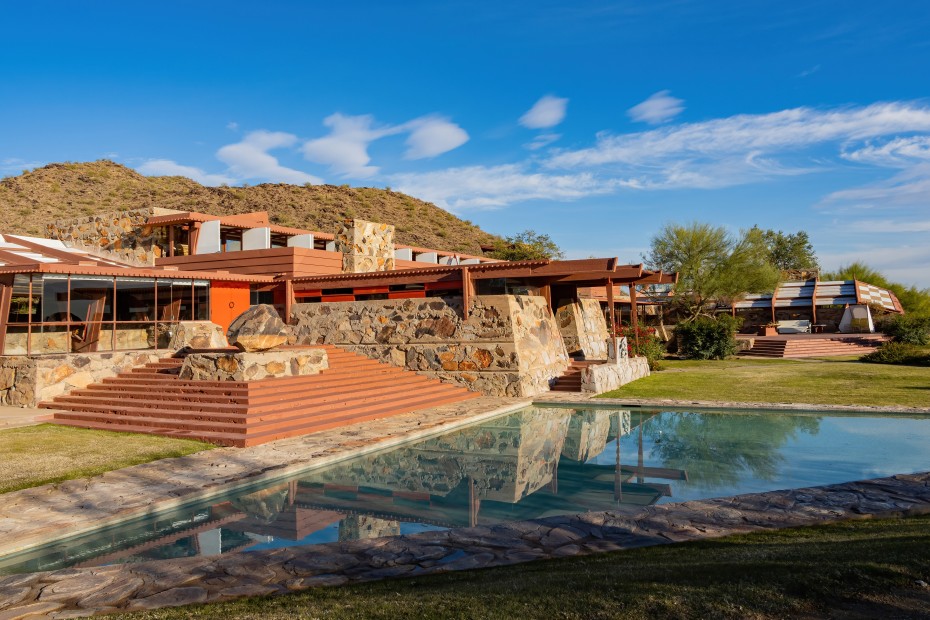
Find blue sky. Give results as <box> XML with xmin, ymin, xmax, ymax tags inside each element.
<box><xmin>2</xmin><ymin>1</ymin><xmax>930</xmax><ymax>285</ymax></box>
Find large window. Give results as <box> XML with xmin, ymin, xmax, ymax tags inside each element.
<box><xmin>2</xmin><ymin>274</ymin><xmax>211</xmax><ymax>355</ymax></box>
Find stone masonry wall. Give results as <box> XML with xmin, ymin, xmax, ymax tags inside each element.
<box><xmin>290</xmin><ymin>295</ymin><xmax>570</xmax><ymax>397</ymax></box>
<box><xmin>334</xmin><ymin>219</ymin><xmax>395</xmax><ymax>273</ymax></box>
<box><xmin>0</xmin><ymin>351</ymin><xmax>163</xmax><ymax>406</ymax></box>
<box><xmin>179</xmin><ymin>349</ymin><xmax>328</xmax><ymax>381</ymax></box>
<box><xmin>580</xmin><ymin>357</ymin><xmax>650</xmax><ymax>394</ymax></box>
<box><xmin>46</xmin><ymin>208</ymin><xmax>160</xmax><ymax>266</ymax></box>
<box><xmin>556</xmin><ymin>298</ymin><xmax>609</xmax><ymax>359</ymax></box>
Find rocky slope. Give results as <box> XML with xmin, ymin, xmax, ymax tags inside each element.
<box><xmin>0</xmin><ymin>161</ymin><xmax>500</xmax><ymax>255</ymax></box>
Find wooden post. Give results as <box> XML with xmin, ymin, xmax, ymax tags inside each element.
<box><xmin>284</xmin><ymin>280</ymin><xmax>295</xmax><ymax>325</ymax></box>
<box><xmin>167</xmin><ymin>225</ymin><xmax>175</xmax><ymax>258</ymax></box>
<box><xmin>629</xmin><ymin>284</ymin><xmax>639</xmax><ymax>347</ymax></box>
<box><xmin>0</xmin><ymin>276</ymin><xmax>13</xmax><ymax>355</ymax></box>
<box><xmin>606</xmin><ymin>278</ymin><xmax>616</xmax><ymax>335</ymax></box>
<box><xmin>770</xmin><ymin>288</ymin><xmax>778</xmax><ymax>324</ymax></box>
<box><xmin>189</xmin><ymin>222</ymin><xmax>202</xmax><ymax>255</ymax></box>
<box><xmin>811</xmin><ymin>279</ymin><xmax>818</xmax><ymax>325</ymax></box>
<box><xmin>540</xmin><ymin>283</ymin><xmax>552</xmax><ymax>310</ymax></box>
<box><xmin>462</xmin><ymin>267</ymin><xmax>474</xmax><ymax>320</ymax></box>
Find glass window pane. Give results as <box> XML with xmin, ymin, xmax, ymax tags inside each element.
<box><xmin>157</xmin><ymin>280</ymin><xmax>193</xmax><ymax>322</ymax></box>
<box><xmin>115</xmin><ymin>278</ymin><xmax>156</xmax><ymax>321</ymax></box>
<box><xmin>114</xmin><ymin>323</ymin><xmax>158</xmax><ymax>350</ymax></box>
<box><xmin>8</xmin><ymin>275</ymin><xmax>32</xmax><ymax>323</ymax></box>
<box><xmin>40</xmin><ymin>275</ymin><xmax>71</xmax><ymax>323</ymax></box>
<box><xmin>3</xmin><ymin>326</ymin><xmax>28</xmax><ymax>355</ymax></box>
<box><xmin>194</xmin><ymin>281</ymin><xmax>209</xmax><ymax>320</ymax></box>
<box><xmin>69</xmin><ymin>277</ymin><xmax>114</xmax><ymax>322</ymax></box>
<box><xmin>31</xmin><ymin>325</ymin><xmax>69</xmax><ymax>354</ymax></box>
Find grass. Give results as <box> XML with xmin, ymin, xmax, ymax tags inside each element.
<box><xmin>113</xmin><ymin>514</ymin><xmax>930</xmax><ymax>620</ymax></box>
<box><xmin>599</xmin><ymin>357</ymin><xmax>930</xmax><ymax>408</ymax></box>
<box><xmin>0</xmin><ymin>424</ymin><xmax>212</xmax><ymax>494</ymax></box>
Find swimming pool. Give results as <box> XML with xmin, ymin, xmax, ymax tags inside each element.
<box><xmin>2</xmin><ymin>405</ymin><xmax>928</xmax><ymax>574</ymax></box>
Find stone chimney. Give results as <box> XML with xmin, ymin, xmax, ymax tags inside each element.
<box><xmin>334</xmin><ymin>219</ymin><xmax>396</xmax><ymax>273</ymax></box>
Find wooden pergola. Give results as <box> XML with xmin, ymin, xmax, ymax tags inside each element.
<box><xmin>285</xmin><ymin>258</ymin><xmax>677</xmax><ymax>331</ymax></box>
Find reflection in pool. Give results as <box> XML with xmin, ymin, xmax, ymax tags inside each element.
<box><xmin>3</xmin><ymin>406</ymin><xmax>929</xmax><ymax>574</ymax></box>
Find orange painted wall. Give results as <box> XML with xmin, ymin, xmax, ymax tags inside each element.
<box><xmin>210</xmin><ymin>281</ymin><xmax>251</xmax><ymax>332</ymax></box>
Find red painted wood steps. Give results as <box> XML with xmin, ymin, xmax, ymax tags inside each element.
<box><xmin>41</xmin><ymin>345</ymin><xmax>481</xmax><ymax>447</ymax></box>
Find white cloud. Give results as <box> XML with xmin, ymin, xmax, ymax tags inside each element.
<box><xmin>843</xmin><ymin>218</ymin><xmax>930</xmax><ymax>233</ymax></box>
<box><xmin>524</xmin><ymin>133</ymin><xmax>561</xmax><ymax>151</ymax></box>
<box><xmin>0</xmin><ymin>158</ymin><xmax>43</xmax><ymax>176</ymax></box>
<box><xmin>797</xmin><ymin>64</ymin><xmax>821</xmax><ymax>78</ymax></box>
<box><xmin>302</xmin><ymin>113</ymin><xmax>403</xmax><ymax>178</ymax></box>
<box><xmin>390</xmin><ymin>164</ymin><xmax>622</xmax><ymax>211</ymax></box>
<box><xmin>627</xmin><ymin>90</ymin><xmax>685</xmax><ymax>124</ymax></box>
<box><xmin>217</xmin><ymin>130</ymin><xmax>321</xmax><ymax>185</ymax></box>
<box><xmin>841</xmin><ymin>136</ymin><xmax>930</xmax><ymax>167</ymax></box>
<box><xmin>822</xmin><ymin>162</ymin><xmax>930</xmax><ymax>208</ymax></box>
<box><xmin>548</xmin><ymin>101</ymin><xmax>930</xmax><ymax>190</ymax></box>
<box><xmin>519</xmin><ymin>95</ymin><xmax>569</xmax><ymax>129</ymax></box>
<box><xmin>404</xmin><ymin>116</ymin><xmax>469</xmax><ymax>159</ymax></box>
<box><xmin>136</xmin><ymin>159</ymin><xmax>236</xmax><ymax>186</ymax></box>
<box><xmin>226</xmin><ymin>121</ymin><xmax>239</xmax><ymax>131</ymax></box>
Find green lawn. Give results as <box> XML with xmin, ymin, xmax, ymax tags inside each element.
<box><xmin>599</xmin><ymin>358</ymin><xmax>930</xmax><ymax>408</ymax></box>
<box><xmin>114</xmin><ymin>514</ymin><xmax>930</xmax><ymax>620</ymax></box>
<box><xmin>0</xmin><ymin>424</ymin><xmax>212</xmax><ymax>494</ymax></box>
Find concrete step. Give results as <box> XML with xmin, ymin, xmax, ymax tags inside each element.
<box><xmin>44</xmin><ymin>344</ymin><xmax>481</xmax><ymax>446</ymax></box>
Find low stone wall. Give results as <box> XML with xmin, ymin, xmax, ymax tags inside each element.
<box><xmin>46</xmin><ymin>207</ymin><xmax>162</xmax><ymax>267</ymax></box>
<box><xmin>291</xmin><ymin>295</ymin><xmax>569</xmax><ymax>397</ymax></box>
<box><xmin>179</xmin><ymin>349</ymin><xmax>328</xmax><ymax>381</ymax></box>
<box><xmin>556</xmin><ymin>299</ymin><xmax>609</xmax><ymax>359</ymax></box>
<box><xmin>580</xmin><ymin>357</ymin><xmax>650</xmax><ymax>394</ymax></box>
<box><xmin>0</xmin><ymin>351</ymin><xmax>163</xmax><ymax>406</ymax></box>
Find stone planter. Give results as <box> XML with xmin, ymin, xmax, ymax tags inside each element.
<box><xmin>759</xmin><ymin>326</ymin><xmax>778</xmax><ymax>336</ymax></box>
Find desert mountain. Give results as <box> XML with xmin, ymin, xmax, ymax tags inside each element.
<box><xmin>0</xmin><ymin>161</ymin><xmax>500</xmax><ymax>255</ymax></box>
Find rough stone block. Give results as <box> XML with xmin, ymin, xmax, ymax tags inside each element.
<box><xmin>168</xmin><ymin>321</ymin><xmax>229</xmax><ymax>350</ymax></box>
<box><xmin>227</xmin><ymin>305</ymin><xmax>289</xmax><ymax>352</ymax></box>
<box><xmin>179</xmin><ymin>349</ymin><xmax>328</xmax><ymax>381</ymax></box>
<box><xmin>335</xmin><ymin>219</ymin><xmax>395</xmax><ymax>273</ymax></box>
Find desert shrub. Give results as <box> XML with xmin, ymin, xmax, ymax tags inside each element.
<box><xmin>675</xmin><ymin>315</ymin><xmax>741</xmax><ymax>360</ymax></box>
<box><xmin>619</xmin><ymin>325</ymin><xmax>665</xmax><ymax>370</ymax></box>
<box><xmin>878</xmin><ymin>314</ymin><xmax>930</xmax><ymax>345</ymax></box>
<box><xmin>861</xmin><ymin>342</ymin><xmax>930</xmax><ymax>366</ymax></box>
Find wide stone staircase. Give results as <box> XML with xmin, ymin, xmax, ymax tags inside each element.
<box><xmin>41</xmin><ymin>345</ymin><xmax>481</xmax><ymax>447</ymax></box>
<box><xmin>550</xmin><ymin>359</ymin><xmax>603</xmax><ymax>392</ymax></box>
<box><xmin>740</xmin><ymin>334</ymin><xmax>889</xmax><ymax>359</ymax></box>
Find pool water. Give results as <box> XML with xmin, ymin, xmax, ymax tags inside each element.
<box><xmin>3</xmin><ymin>405</ymin><xmax>929</xmax><ymax>574</ymax></box>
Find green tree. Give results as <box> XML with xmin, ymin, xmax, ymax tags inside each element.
<box><xmin>489</xmin><ymin>230</ymin><xmax>564</xmax><ymax>261</ymax></box>
<box><xmin>824</xmin><ymin>262</ymin><xmax>930</xmax><ymax>315</ymax></box>
<box><xmin>645</xmin><ymin>222</ymin><xmax>780</xmax><ymax>321</ymax></box>
<box><xmin>753</xmin><ymin>227</ymin><xmax>819</xmax><ymax>271</ymax></box>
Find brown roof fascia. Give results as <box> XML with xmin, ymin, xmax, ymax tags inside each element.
<box><xmin>0</xmin><ymin>262</ymin><xmax>273</xmax><ymax>282</ymax></box>
<box><xmin>286</xmin><ymin>258</ymin><xmax>655</xmax><ymax>290</ymax></box>
<box><xmin>635</xmin><ymin>271</ymin><xmax>678</xmax><ymax>284</ymax></box>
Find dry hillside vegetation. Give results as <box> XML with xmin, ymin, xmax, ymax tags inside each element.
<box><xmin>0</xmin><ymin>161</ymin><xmax>501</xmax><ymax>255</ymax></box>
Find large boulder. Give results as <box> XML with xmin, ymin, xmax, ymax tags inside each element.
<box><xmin>227</xmin><ymin>305</ymin><xmax>289</xmax><ymax>352</ymax></box>
<box><xmin>168</xmin><ymin>321</ymin><xmax>229</xmax><ymax>350</ymax></box>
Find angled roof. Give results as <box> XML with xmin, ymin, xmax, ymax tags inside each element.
<box><xmin>731</xmin><ymin>280</ymin><xmax>902</xmax><ymax>313</ymax></box>
<box><xmin>288</xmin><ymin>258</ymin><xmax>673</xmax><ymax>290</ymax></box>
<box><xmin>0</xmin><ymin>234</ymin><xmax>272</xmax><ymax>282</ymax></box>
